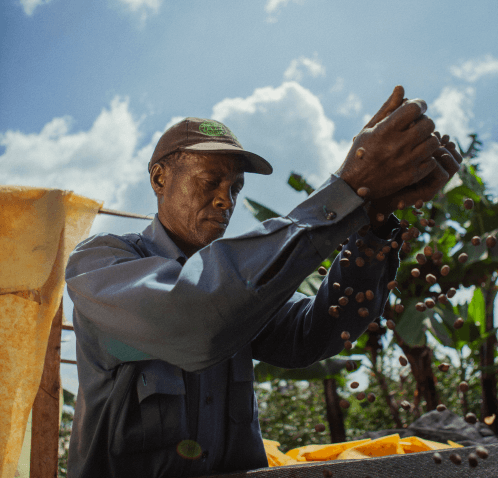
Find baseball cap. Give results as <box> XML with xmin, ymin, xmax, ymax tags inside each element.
<box><xmin>148</xmin><ymin>117</ymin><xmax>273</xmax><ymax>175</ymax></box>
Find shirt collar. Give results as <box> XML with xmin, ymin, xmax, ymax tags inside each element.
<box><xmin>140</xmin><ymin>214</ymin><xmax>188</xmax><ymax>264</ymax></box>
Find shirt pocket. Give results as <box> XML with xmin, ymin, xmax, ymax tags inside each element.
<box><xmin>111</xmin><ymin>360</ymin><xmax>188</xmax><ymax>455</ymax></box>
<box><xmin>228</xmin><ymin>346</ymin><xmax>256</xmax><ymax>424</ymax></box>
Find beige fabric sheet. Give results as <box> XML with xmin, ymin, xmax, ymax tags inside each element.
<box><xmin>0</xmin><ymin>186</ymin><xmax>102</xmax><ymax>477</ymax></box>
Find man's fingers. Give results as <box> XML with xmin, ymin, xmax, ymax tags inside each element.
<box><xmin>433</xmin><ymin>147</ymin><xmax>461</xmax><ymax>179</ymax></box>
<box><xmin>364</xmin><ymin>85</ymin><xmax>405</xmax><ymax>129</ymax></box>
<box><xmin>405</xmin><ymin>115</ymin><xmax>436</xmax><ymax>148</ymax></box>
<box><xmin>410</xmin><ymin>134</ymin><xmax>440</xmax><ymax>164</ymax></box>
<box><xmin>379</xmin><ymin>99</ymin><xmax>428</xmax><ymax>132</ymax></box>
<box><xmin>445</xmin><ymin>142</ymin><xmax>463</xmax><ymax>164</ymax></box>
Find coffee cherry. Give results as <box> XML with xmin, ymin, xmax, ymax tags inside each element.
<box><xmin>345</xmin><ymin>287</ymin><xmax>354</xmax><ymax>295</ymax></box>
<box><xmin>397</xmin><ymin>200</ymin><xmax>406</xmax><ymax>210</ymax></box>
<box><xmin>425</xmin><ymin>298</ymin><xmax>435</xmax><ymax>309</ymax></box>
<box><xmin>399</xmin><ymin>355</ymin><xmax>408</xmax><ymax>366</ymax></box>
<box><xmin>376</xmin><ymin>252</ymin><xmax>385</xmax><ymax>261</ymax></box>
<box><xmin>358</xmin><ymin>308</ymin><xmax>369</xmax><ymax>318</ymax></box>
<box><xmin>357</xmin><ymin>392</ymin><xmax>366</xmax><ymax>400</ymax></box>
<box><xmin>340</xmin><ymin>258</ymin><xmax>350</xmax><ymax>267</ymax></box>
<box><xmin>459</xmin><ymin>381</ymin><xmax>469</xmax><ymax>393</ymax></box>
<box><xmin>486</xmin><ymin>235</ymin><xmax>497</xmax><ymax>248</ymax></box>
<box><xmin>382</xmin><ymin>245</ymin><xmax>391</xmax><ymax>254</ymax></box>
<box><xmin>436</xmin><ymin>404</ymin><xmax>447</xmax><ymax>412</ymax></box>
<box><xmin>411</xmin><ymin>268</ymin><xmax>421</xmax><ymax>278</ymax></box>
<box><xmin>395</xmin><ymin>304</ymin><xmax>404</xmax><ymax>314</ymax></box>
<box><xmin>339</xmin><ymin>399</ymin><xmax>350</xmax><ymax>409</ymax></box>
<box><xmin>386</xmin><ymin>320</ymin><xmax>396</xmax><ymax>330</ymax></box>
<box><xmin>415</xmin><ymin>199</ymin><xmax>424</xmax><ymax>209</ymax></box>
<box><xmin>367</xmin><ymin>393</ymin><xmax>376</xmax><ymax>403</ymax></box>
<box><xmin>468</xmin><ymin>453</ymin><xmax>478</xmax><ymax>468</ymax></box>
<box><xmin>449</xmin><ymin>453</ymin><xmax>462</xmax><ymax>465</ymax></box>
<box><xmin>447</xmin><ymin>288</ymin><xmax>457</xmax><ymax>298</ymax></box>
<box><xmin>458</xmin><ymin>253</ymin><xmax>468</xmax><ymax>263</ymax></box>
<box><xmin>368</xmin><ymin>322</ymin><xmax>379</xmax><ymax>332</ymax></box>
<box><xmin>391</xmin><ymin>241</ymin><xmax>399</xmax><ymax>249</ymax></box>
<box><xmin>344</xmin><ymin>340</ymin><xmax>352</xmax><ymax>350</ymax></box>
<box><xmin>356</xmin><ymin>187</ymin><xmax>370</xmax><ymax>198</ymax></box>
<box><xmin>440</xmin><ymin>265</ymin><xmax>450</xmax><ymax>276</ymax></box>
<box><xmin>318</xmin><ymin>266</ymin><xmax>328</xmax><ymax>276</ymax></box>
<box><xmin>416</xmin><ymin>253</ymin><xmax>427</xmax><ymax>265</ymax></box>
<box><xmin>432</xmin><ymin>452</ymin><xmax>442</xmax><ymax>464</ymax></box>
<box><xmin>438</xmin><ymin>363</ymin><xmax>450</xmax><ymax>372</ymax></box>
<box><xmin>476</xmin><ymin>446</ymin><xmax>489</xmax><ymax>459</ymax></box>
<box><xmin>339</xmin><ymin>296</ymin><xmax>349</xmax><ymax>306</ymax></box>
<box><xmin>356</xmin><ymin>239</ymin><xmax>364</xmax><ymax>248</ymax></box>
<box><xmin>350</xmin><ymin>381</ymin><xmax>359</xmax><ymax>389</ymax></box>
<box><xmin>420</xmin><ymin>218</ymin><xmax>429</xmax><ymax>227</ymax></box>
<box><xmin>465</xmin><ymin>412</ymin><xmax>477</xmax><ymax>424</ymax></box>
<box><xmin>426</xmin><ymin>274</ymin><xmax>437</xmax><ymax>285</ymax></box>
<box><xmin>356</xmin><ymin>292</ymin><xmax>365</xmax><ymax>303</ymax></box>
<box><xmin>364</xmin><ymin>248</ymin><xmax>374</xmax><ymax>257</ymax></box>
<box><xmin>328</xmin><ymin>306</ymin><xmax>340</xmax><ymax>317</ymax></box>
<box><xmin>401</xmin><ymin>242</ymin><xmax>411</xmax><ymax>253</ymax></box>
<box><xmin>453</xmin><ymin>317</ymin><xmax>464</xmax><ymax>329</ymax></box>
<box><xmin>438</xmin><ymin>294</ymin><xmax>448</xmax><ymax>304</ymax></box>
<box><xmin>343</xmin><ymin>249</ymin><xmax>352</xmax><ymax>257</ymax></box>
<box><xmin>401</xmin><ymin>400</ymin><xmax>411</xmax><ymax>411</ymax></box>
<box><xmin>471</xmin><ymin>236</ymin><xmax>481</xmax><ymax>246</ymax></box>
<box><xmin>416</xmin><ymin>302</ymin><xmax>427</xmax><ymax>312</ymax></box>
<box><xmin>428</xmin><ymin>219</ymin><xmax>436</xmax><ymax>227</ymax></box>
<box><xmin>355</xmin><ymin>257</ymin><xmax>365</xmax><ymax>267</ymax></box>
<box><xmin>333</xmin><ymin>282</ymin><xmax>341</xmax><ymax>290</ymax></box>
<box><xmin>341</xmin><ymin>331</ymin><xmax>350</xmax><ymax>341</ymax></box>
<box><xmin>315</xmin><ymin>423</ymin><xmax>326</xmax><ymax>432</ymax></box>
<box><xmin>376</xmin><ymin>213</ymin><xmax>385</xmax><ymax>222</ymax></box>
<box><xmin>464</xmin><ymin>198</ymin><xmax>474</xmax><ymax>210</ymax></box>
<box><xmin>365</xmin><ymin>290</ymin><xmax>374</xmax><ymax>300</ymax></box>
<box><xmin>387</xmin><ymin>280</ymin><xmax>398</xmax><ymax>290</ymax></box>
<box><xmin>424</xmin><ymin>245</ymin><xmax>433</xmax><ymax>256</ymax></box>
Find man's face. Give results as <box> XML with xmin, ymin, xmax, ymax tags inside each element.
<box><xmin>151</xmin><ymin>152</ymin><xmax>245</xmax><ymax>257</ymax></box>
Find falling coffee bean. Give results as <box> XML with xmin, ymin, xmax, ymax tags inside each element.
<box><xmin>449</xmin><ymin>453</ymin><xmax>462</xmax><ymax>465</ymax></box>
<box><xmin>386</xmin><ymin>320</ymin><xmax>396</xmax><ymax>330</ymax></box>
<box><xmin>368</xmin><ymin>322</ymin><xmax>379</xmax><ymax>332</ymax></box>
<box><xmin>424</xmin><ymin>245</ymin><xmax>433</xmax><ymax>256</ymax></box>
<box><xmin>420</xmin><ymin>218</ymin><xmax>429</xmax><ymax>227</ymax></box>
<box><xmin>425</xmin><ymin>298</ymin><xmax>435</xmax><ymax>309</ymax></box>
<box><xmin>376</xmin><ymin>213</ymin><xmax>385</xmax><ymax>222</ymax></box>
<box><xmin>364</xmin><ymin>248</ymin><xmax>374</xmax><ymax>257</ymax></box>
<box><xmin>401</xmin><ymin>400</ymin><xmax>411</xmax><ymax>411</ymax></box>
<box><xmin>340</xmin><ymin>258</ymin><xmax>350</xmax><ymax>267</ymax></box>
<box><xmin>346</xmin><ymin>361</ymin><xmax>354</xmax><ymax>372</ymax></box>
<box><xmin>356</xmin><ymin>292</ymin><xmax>365</xmax><ymax>303</ymax></box>
<box><xmin>447</xmin><ymin>288</ymin><xmax>457</xmax><ymax>298</ymax></box>
<box><xmin>399</xmin><ymin>356</ymin><xmax>408</xmax><ymax>366</ymax></box>
<box><xmin>475</xmin><ymin>446</ymin><xmax>489</xmax><ymax>459</ymax></box>
<box><xmin>357</xmin><ymin>392</ymin><xmax>366</xmax><ymax>400</ymax></box>
<box><xmin>416</xmin><ymin>302</ymin><xmax>427</xmax><ymax>312</ymax></box>
<box><xmin>345</xmin><ymin>287</ymin><xmax>354</xmax><ymax>296</ymax></box>
<box><xmin>339</xmin><ymin>296</ymin><xmax>349</xmax><ymax>306</ymax></box>
<box><xmin>415</xmin><ymin>199</ymin><xmax>424</xmax><ymax>209</ymax></box>
<box><xmin>458</xmin><ymin>381</ymin><xmax>469</xmax><ymax>393</ymax></box>
<box><xmin>350</xmin><ymin>381</ymin><xmax>359</xmax><ymax>389</ymax></box>
<box><xmin>440</xmin><ymin>265</ymin><xmax>450</xmax><ymax>276</ymax></box>
<box><xmin>391</xmin><ymin>241</ymin><xmax>399</xmax><ymax>249</ymax></box>
<box><xmin>438</xmin><ymin>363</ymin><xmax>450</xmax><ymax>372</ymax></box>
<box><xmin>436</xmin><ymin>404</ymin><xmax>447</xmax><ymax>412</ymax></box>
<box><xmin>432</xmin><ymin>452</ymin><xmax>442</xmax><ymax>464</ymax></box>
<box><xmin>318</xmin><ymin>266</ymin><xmax>328</xmax><ymax>276</ymax></box>
<box><xmin>367</xmin><ymin>393</ymin><xmax>376</xmax><ymax>403</ymax></box>
<box><xmin>416</xmin><ymin>253</ymin><xmax>427</xmax><ymax>265</ymax></box>
<box><xmin>453</xmin><ymin>317</ymin><xmax>464</xmax><ymax>329</ymax></box>
<box><xmin>400</xmin><ymin>219</ymin><xmax>409</xmax><ymax>229</ymax></box>
<box><xmin>486</xmin><ymin>235</ymin><xmax>497</xmax><ymax>248</ymax></box>
<box><xmin>458</xmin><ymin>253</ymin><xmax>468</xmax><ymax>263</ymax></box>
<box><xmin>328</xmin><ymin>306</ymin><xmax>340</xmax><ymax>318</ymax></box>
<box><xmin>333</xmin><ymin>282</ymin><xmax>341</xmax><ymax>290</ymax></box>
<box><xmin>314</xmin><ymin>423</ymin><xmax>326</xmax><ymax>433</ymax></box>
<box><xmin>336</xmin><ymin>244</ymin><xmax>343</xmax><ymax>252</ymax></box>
<box><xmin>438</xmin><ymin>294</ymin><xmax>448</xmax><ymax>304</ymax></box>
<box><xmin>365</xmin><ymin>290</ymin><xmax>374</xmax><ymax>300</ymax></box>
<box><xmin>465</xmin><ymin>412</ymin><xmax>477</xmax><ymax>425</ymax></box>
<box><xmin>395</xmin><ymin>304</ymin><xmax>404</xmax><ymax>314</ymax></box>
<box><xmin>409</xmin><ymin>227</ymin><xmax>420</xmax><ymax>238</ymax></box>
<box><xmin>387</xmin><ymin>280</ymin><xmax>398</xmax><ymax>290</ymax></box>
<box><xmin>401</xmin><ymin>242</ymin><xmax>411</xmax><ymax>253</ymax></box>
<box><xmin>382</xmin><ymin>245</ymin><xmax>391</xmax><ymax>254</ymax></box>
<box><xmin>376</xmin><ymin>252</ymin><xmax>385</xmax><ymax>261</ymax></box>
<box><xmin>343</xmin><ymin>249</ymin><xmax>352</xmax><ymax>257</ymax></box>
<box><xmin>471</xmin><ymin>236</ymin><xmax>481</xmax><ymax>246</ymax></box>
<box><xmin>356</xmin><ymin>187</ymin><xmax>370</xmax><ymax>198</ymax></box>
<box><xmin>344</xmin><ymin>340</ymin><xmax>352</xmax><ymax>350</ymax></box>
<box><xmin>358</xmin><ymin>308</ymin><xmax>369</xmax><ymax>318</ymax></box>
<box><xmin>397</xmin><ymin>200</ymin><xmax>406</xmax><ymax>210</ymax></box>
<box><xmin>426</xmin><ymin>274</ymin><xmax>437</xmax><ymax>285</ymax></box>
<box><xmin>464</xmin><ymin>198</ymin><xmax>474</xmax><ymax>210</ymax></box>
<box><xmin>411</xmin><ymin>268</ymin><xmax>421</xmax><ymax>278</ymax></box>
<box><xmin>356</xmin><ymin>239</ymin><xmax>364</xmax><ymax>248</ymax></box>
<box><xmin>428</xmin><ymin>219</ymin><xmax>436</xmax><ymax>227</ymax></box>
<box><xmin>342</xmin><ymin>238</ymin><xmax>350</xmax><ymax>245</ymax></box>
<box><xmin>339</xmin><ymin>399</ymin><xmax>350</xmax><ymax>409</ymax></box>
<box><xmin>484</xmin><ymin>414</ymin><xmax>495</xmax><ymax>425</ymax></box>
<box><xmin>401</xmin><ymin>232</ymin><xmax>412</xmax><ymax>242</ymax></box>
<box><xmin>341</xmin><ymin>331</ymin><xmax>350</xmax><ymax>341</ymax></box>
<box><xmin>432</xmin><ymin>251</ymin><xmax>443</xmax><ymax>261</ymax></box>
<box><xmin>355</xmin><ymin>257</ymin><xmax>365</xmax><ymax>267</ymax></box>
<box><xmin>468</xmin><ymin>453</ymin><xmax>478</xmax><ymax>468</ymax></box>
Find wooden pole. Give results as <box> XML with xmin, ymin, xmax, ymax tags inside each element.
<box><xmin>30</xmin><ymin>299</ymin><xmax>63</xmax><ymax>478</ymax></box>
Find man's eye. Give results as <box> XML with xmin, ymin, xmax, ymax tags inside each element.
<box><xmin>205</xmin><ymin>180</ymin><xmax>218</xmax><ymax>187</ymax></box>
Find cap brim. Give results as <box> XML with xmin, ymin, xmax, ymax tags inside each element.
<box><xmin>182</xmin><ymin>142</ymin><xmax>273</xmax><ymax>175</ymax></box>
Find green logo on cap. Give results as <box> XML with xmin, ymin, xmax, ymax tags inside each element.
<box><xmin>199</xmin><ymin>121</ymin><xmax>238</xmax><ymax>142</ymax></box>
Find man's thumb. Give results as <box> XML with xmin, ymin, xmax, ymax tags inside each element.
<box><xmin>364</xmin><ymin>85</ymin><xmax>405</xmax><ymax>129</ymax></box>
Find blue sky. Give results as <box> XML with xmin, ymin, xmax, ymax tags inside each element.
<box><xmin>2</xmin><ymin>0</ymin><xmax>498</xmax><ymax>396</ymax></box>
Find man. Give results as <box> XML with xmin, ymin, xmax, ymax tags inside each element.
<box><xmin>65</xmin><ymin>86</ymin><xmax>461</xmax><ymax>477</ymax></box>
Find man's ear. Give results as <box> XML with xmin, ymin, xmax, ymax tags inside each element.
<box><xmin>150</xmin><ymin>163</ymin><xmax>165</xmax><ymax>195</ymax></box>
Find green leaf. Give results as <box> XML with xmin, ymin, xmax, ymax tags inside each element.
<box><xmin>468</xmin><ymin>287</ymin><xmax>486</xmax><ymax>335</ymax></box>
<box><xmin>393</xmin><ymin>296</ymin><xmax>427</xmax><ymax>347</ymax></box>
<box><xmin>243</xmin><ymin>198</ymin><xmax>281</xmax><ymax>222</ymax></box>
<box><xmin>288</xmin><ymin>172</ymin><xmax>315</xmax><ymax>196</ymax></box>
<box><xmin>427</xmin><ymin>315</ymin><xmax>453</xmax><ymax>347</ymax></box>
<box><xmin>297</xmin><ymin>271</ymin><xmax>324</xmax><ymax>296</ymax></box>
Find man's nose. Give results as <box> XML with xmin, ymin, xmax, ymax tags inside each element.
<box><xmin>214</xmin><ymin>187</ymin><xmax>235</xmax><ymax>210</ymax></box>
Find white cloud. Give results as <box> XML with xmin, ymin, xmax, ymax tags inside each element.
<box><xmin>265</xmin><ymin>0</ymin><xmax>304</xmax><ymax>23</ymax></box>
<box><xmin>337</xmin><ymin>93</ymin><xmax>362</xmax><ymax>117</ymax></box>
<box><xmin>430</xmin><ymin>86</ymin><xmax>475</xmax><ymax>144</ymax></box>
<box><xmin>115</xmin><ymin>0</ymin><xmax>162</xmax><ymax>22</ymax></box>
<box><xmin>0</xmin><ymin>96</ymin><xmax>157</xmax><ymax>210</ymax></box>
<box><xmin>19</xmin><ymin>0</ymin><xmax>52</xmax><ymax>16</ymax></box>
<box><xmin>329</xmin><ymin>77</ymin><xmax>345</xmax><ymax>93</ymax></box>
<box><xmin>450</xmin><ymin>55</ymin><xmax>498</xmax><ymax>82</ymax></box>
<box><xmin>476</xmin><ymin>142</ymin><xmax>498</xmax><ymax>200</ymax></box>
<box><xmin>211</xmin><ymin>81</ymin><xmax>351</xmax><ymax>182</ymax></box>
<box><xmin>283</xmin><ymin>55</ymin><xmax>326</xmax><ymax>82</ymax></box>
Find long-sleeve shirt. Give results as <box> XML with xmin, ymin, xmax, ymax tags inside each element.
<box><xmin>65</xmin><ymin>174</ymin><xmax>404</xmax><ymax>477</ymax></box>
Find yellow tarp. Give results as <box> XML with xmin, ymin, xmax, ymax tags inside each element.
<box><xmin>0</xmin><ymin>186</ymin><xmax>102</xmax><ymax>478</ymax></box>
<box><xmin>264</xmin><ymin>435</ymin><xmax>464</xmax><ymax>467</ymax></box>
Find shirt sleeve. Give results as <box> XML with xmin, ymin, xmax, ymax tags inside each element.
<box><xmin>65</xmin><ymin>174</ymin><xmax>398</xmax><ymax>373</ymax></box>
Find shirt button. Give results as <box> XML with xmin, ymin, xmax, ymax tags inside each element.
<box><xmin>323</xmin><ymin>206</ymin><xmax>336</xmax><ymax>220</ymax></box>
<box><xmin>205</xmin><ymin>395</ymin><xmax>213</xmax><ymax>404</ymax></box>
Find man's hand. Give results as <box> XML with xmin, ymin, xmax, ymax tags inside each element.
<box><xmin>335</xmin><ymin>85</ymin><xmax>441</xmax><ymax>201</ymax></box>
